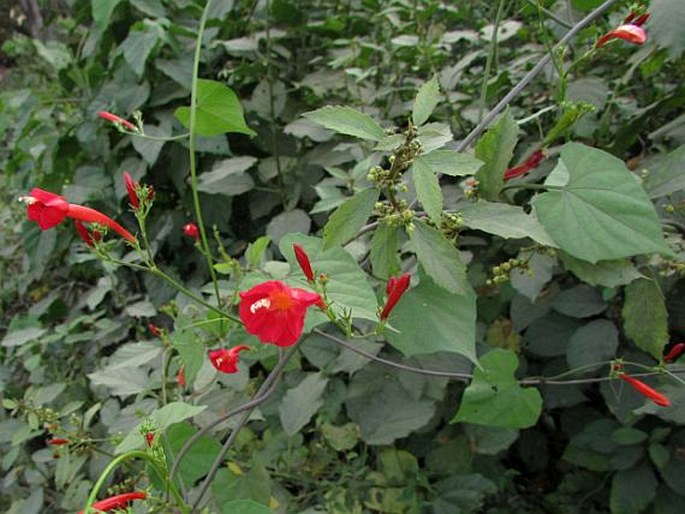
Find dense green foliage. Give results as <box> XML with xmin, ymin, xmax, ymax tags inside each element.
<box><xmin>1</xmin><ymin>0</ymin><xmax>685</xmax><ymax>513</ymax></box>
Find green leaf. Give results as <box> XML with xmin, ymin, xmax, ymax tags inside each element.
<box><xmin>131</xmin><ymin>125</ymin><xmax>166</xmax><ymax>165</ymax></box>
<box><xmin>419</xmin><ymin>149</ymin><xmax>484</xmax><ymax>176</ymax></box>
<box><xmin>370</xmin><ymin>222</ymin><xmax>400</xmax><ymax>279</ymax></box>
<box><xmin>279</xmin><ymin>372</ymin><xmax>329</xmax><ymax>435</ymax></box>
<box><xmin>566</xmin><ymin>320</ymin><xmax>619</xmax><ymax>370</ymax></box>
<box><xmin>171</xmin><ymin>328</ymin><xmax>205</xmax><ymax>385</ymax></box>
<box><xmin>386</xmin><ymin>269</ymin><xmax>477</xmax><ymax>363</ymax></box>
<box><xmin>649</xmin><ymin>0</ymin><xmax>685</xmax><ymax>60</ymax></box>
<box><xmin>118</xmin><ymin>20</ymin><xmax>164</xmax><ymax>77</ymax></box>
<box><xmin>245</xmin><ymin>236</ymin><xmax>272</xmax><ymax>268</ymax></box>
<box><xmin>475</xmin><ymin>109</ymin><xmax>519</xmax><ymax>201</ymax></box>
<box><xmin>346</xmin><ymin>362</ymin><xmax>437</xmax><ymax>444</ymax></box>
<box><xmin>532</xmin><ymin>143</ymin><xmax>669</xmax><ymax>263</ymax></box>
<box><xmin>610</xmin><ymin>464</ymin><xmax>658</xmax><ymax>514</ymax></box>
<box><xmin>412</xmin><ymin>75</ymin><xmax>441</xmax><ymax>126</ymax></box>
<box><xmin>302</xmin><ymin>106</ymin><xmax>384</xmax><ymax>141</ymax></box>
<box><xmin>166</xmin><ymin>423</ymin><xmax>222</xmax><ymax>486</ymax></box>
<box><xmin>612</xmin><ymin>427</ymin><xmax>648</xmax><ymax>446</ymax></box>
<box><xmin>452</xmin><ymin>349</ymin><xmax>542</xmax><ymax>428</ymax></box>
<box><xmin>552</xmin><ymin>285</ymin><xmax>606</xmax><ymax>318</ymax></box>
<box><xmin>459</xmin><ymin>201</ymin><xmax>557</xmax><ymax>246</ymax></box>
<box><xmin>643</xmin><ymin>144</ymin><xmax>685</xmax><ymax>198</ymax></box>
<box><xmin>197</xmin><ymin>157</ymin><xmax>257</xmax><ymax>196</ymax></box>
<box><xmin>176</xmin><ymin>79</ymin><xmax>256</xmax><ymax>137</ymax></box>
<box><xmin>221</xmin><ymin>501</ymin><xmax>272</xmax><ymax>514</ymax></box>
<box><xmin>411</xmin><ymin>220</ymin><xmax>468</xmax><ymax>295</ymax></box>
<box><xmin>622</xmin><ymin>278</ymin><xmax>668</xmax><ymax>359</ymax></box>
<box><xmin>412</xmin><ymin>157</ymin><xmax>443</xmax><ymax>224</ymax></box>
<box><xmin>560</xmin><ymin>251</ymin><xmax>643</xmax><ymax>288</ymax></box>
<box><xmin>92</xmin><ymin>0</ymin><xmax>123</xmax><ymax>31</ymax></box>
<box><xmin>280</xmin><ymin>234</ymin><xmax>378</xmax><ymax>321</ymax></box>
<box><xmin>323</xmin><ymin>188</ymin><xmax>379</xmax><ymax>249</ymax></box>
<box><xmin>321</xmin><ymin>422</ymin><xmax>359</xmax><ymax>451</ymax></box>
<box><xmin>1</xmin><ymin>327</ymin><xmax>46</xmax><ymax>348</ymax></box>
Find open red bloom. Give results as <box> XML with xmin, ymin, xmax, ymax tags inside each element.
<box><xmin>183</xmin><ymin>222</ymin><xmax>199</xmax><ymax>240</ymax></box>
<box><xmin>595</xmin><ymin>24</ymin><xmax>646</xmax><ymax>48</ymax></box>
<box><xmin>620</xmin><ymin>373</ymin><xmax>670</xmax><ymax>407</ymax></box>
<box><xmin>239</xmin><ymin>281</ymin><xmax>321</xmax><ymax>347</ymax></box>
<box><xmin>293</xmin><ymin>244</ymin><xmax>315</xmax><ymax>282</ymax></box>
<box><xmin>209</xmin><ymin>345</ymin><xmax>250</xmax><ymax>373</ymax></box>
<box><xmin>78</xmin><ymin>491</ymin><xmax>146</xmax><ymax>513</ymax></box>
<box><xmin>381</xmin><ymin>273</ymin><xmax>411</xmax><ymax>320</ymax></box>
<box><xmin>22</xmin><ymin>188</ymin><xmax>136</xmax><ymax>243</ymax></box>
<box><xmin>504</xmin><ymin>150</ymin><xmax>545</xmax><ymax>181</ymax></box>
<box><xmin>98</xmin><ymin>110</ymin><xmax>137</xmax><ymax>131</ymax></box>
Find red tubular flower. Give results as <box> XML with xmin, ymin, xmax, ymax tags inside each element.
<box><xmin>148</xmin><ymin>323</ymin><xmax>162</xmax><ymax>338</ymax></box>
<box><xmin>47</xmin><ymin>438</ymin><xmax>69</xmax><ymax>446</ymax></box>
<box><xmin>183</xmin><ymin>222</ymin><xmax>199</xmax><ymax>240</ymax></box>
<box><xmin>123</xmin><ymin>171</ymin><xmax>139</xmax><ymax>208</ymax></box>
<box><xmin>380</xmin><ymin>273</ymin><xmax>411</xmax><ymax>320</ymax></box>
<box><xmin>386</xmin><ymin>276</ymin><xmax>397</xmax><ymax>295</ymax></box>
<box><xmin>293</xmin><ymin>244</ymin><xmax>315</xmax><ymax>282</ymax></box>
<box><xmin>97</xmin><ymin>110</ymin><xmax>137</xmax><ymax>131</ymax></box>
<box><xmin>620</xmin><ymin>373</ymin><xmax>671</xmax><ymax>407</ymax></box>
<box><xmin>22</xmin><ymin>188</ymin><xmax>136</xmax><ymax>243</ymax></box>
<box><xmin>177</xmin><ymin>366</ymin><xmax>186</xmax><ymax>388</ymax></box>
<box><xmin>209</xmin><ymin>345</ymin><xmax>250</xmax><ymax>373</ymax></box>
<box><xmin>239</xmin><ymin>281</ymin><xmax>322</xmax><ymax>347</ymax></box>
<box><xmin>74</xmin><ymin>221</ymin><xmax>100</xmax><ymax>247</ymax></box>
<box><xmin>503</xmin><ymin>150</ymin><xmax>545</xmax><ymax>181</ymax></box>
<box><xmin>78</xmin><ymin>491</ymin><xmax>146</xmax><ymax>513</ymax></box>
<box><xmin>595</xmin><ymin>24</ymin><xmax>646</xmax><ymax>48</ymax></box>
<box><xmin>664</xmin><ymin>343</ymin><xmax>685</xmax><ymax>363</ymax></box>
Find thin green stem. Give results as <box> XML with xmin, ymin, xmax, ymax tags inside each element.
<box><xmin>479</xmin><ymin>0</ymin><xmax>507</xmax><ymax>123</ymax></box>
<box><xmin>188</xmin><ymin>0</ymin><xmax>222</xmax><ymax>307</ymax></box>
<box><xmin>524</xmin><ymin>0</ymin><xmax>573</xmax><ymax>29</ymax></box>
<box><xmin>134</xmin><ymin>132</ymin><xmax>190</xmax><ymax>142</ymax></box>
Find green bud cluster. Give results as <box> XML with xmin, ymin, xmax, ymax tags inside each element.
<box><xmin>485</xmin><ymin>258</ymin><xmax>528</xmax><ymax>286</ymax></box>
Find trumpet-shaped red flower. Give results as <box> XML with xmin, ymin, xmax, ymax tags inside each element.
<box><xmin>620</xmin><ymin>373</ymin><xmax>670</xmax><ymax>407</ymax></box>
<box><xmin>664</xmin><ymin>343</ymin><xmax>685</xmax><ymax>363</ymax></box>
<box><xmin>209</xmin><ymin>345</ymin><xmax>250</xmax><ymax>373</ymax></box>
<box><xmin>239</xmin><ymin>281</ymin><xmax>322</xmax><ymax>347</ymax></box>
<box><xmin>183</xmin><ymin>222</ymin><xmax>199</xmax><ymax>240</ymax></box>
<box><xmin>293</xmin><ymin>244</ymin><xmax>315</xmax><ymax>282</ymax></box>
<box><xmin>381</xmin><ymin>273</ymin><xmax>411</xmax><ymax>320</ymax></box>
<box><xmin>98</xmin><ymin>110</ymin><xmax>137</xmax><ymax>131</ymax></box>
<box><xmin>78</xmin><ymin>491</ymin><xmax>146</xmax><ymax>513</ymax></box>
<box><xmin>504</xmin><ymin>150</ymin><xmax>545</xmax><ymax>181</ymax></box>
<box><xmin>595</xmin><ymin>24</ymin><xmax>646</xmax><ymax>48</ymax></box>
<box><xmin>22</xmin><ymin>188</ymin><xmax>136</xmax><ymax>243</ymax></box>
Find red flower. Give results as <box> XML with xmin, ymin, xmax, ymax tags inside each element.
<box><xmin>148</xmin><ymin>323</ymin><xmax>162</xmax><ymax>338</ymax></box>
<box><xmin>504</xmin><ymin>150</ymin><xmax>545</xmax><ymax>181</ymax></box>
<box><xmin>239</xmin><ymin>281</ymin><xmax>322</xmax><ymax>347</ymax></box>
<box><xmin>145</xmin><ymin>432</ymin><xmax>155</xmax><ymax>447</ymax></box>
<box><xmin>47</xmin><ymin>438</ymin><xmax>69</xmax><ymax>446</ymax></box>
<box><xmin>22</xmin><ymin>188</ymin><xmax>136</xmax><ymax>243</ymax></box>
<box><xmin>664</xmin><ymin>343</ymin><xmax>685</xmax><ymax>363</ymax></box>
<box><xmin>78</xmin><ymin>491</ymin><xmax>146</xmax><ymax>513</ymax></box>
<box><xmin>98</xmin><ymin>110</ymin><xmax>137</xmax><ymax>131</ymax></box>
<box><xmin>209</xmin><ymin>345</ymin><xmax>250</xmax><ymax>373</ymax></box>
<box><xmin>380</xmin><ymin>273</ymin><xmax>411</xmax><ymax>320</ymax></box>
<box><xmin>183</xmin><ymin>222</ymin><xmax>199</xmax><ymax>240</ymax></box>
<box><xmin>177</xmin><ymin>366</ymin><xmax>186</xmax><ymax>388</ymax></box>
<box><xmin>74</xmin><ymin>221</ymin><xmax>101</xmax><ymax>247</ymax></box>
<box><xmin>293</xmin><ymin>244</ymin><xmax>315</xmax><ymax>282</ymax></box>
<box><xmin>123</xmin><ymin>171</ymin><xmax>139</xmax><ymax>208</ymax></box>
<box><xmin>595</xmin><ymin>24</ymin><xmax>646</xmax><ymax>48</ymax></box>
<box><xmin>624</xmin><ymin>11</ymin><xmax>649</xmax><ymax>27</ymax></box>
<box><xmin>620</xmin><ymin>373</ymin><xmax>671</xmax><ymax>407</ymax></box>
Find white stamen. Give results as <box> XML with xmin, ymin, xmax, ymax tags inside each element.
<box><xmin>18</xmin><ymin>196</ymin><xmax>37</xmax><ymax>205</ymax></box>
<box><xmin>250</xmin><ymin>298</ymin><xmax>271</xmax><ymax>314</ymax></box>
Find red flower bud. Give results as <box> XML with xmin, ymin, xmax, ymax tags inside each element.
<box><xmin>145</xmin><ymin>432</ymin><xmax>155</xmax><ymax>447</ymax></box>
<box><xmin>183</xmin><ymin>222</ymin><xmax>199</xmax><ymax>240</ymax></box>
<box><xmin>47</xmin><ymin>438</ymin><xmax>69</xmax><ymax>446</ymax></box>
<box><xmin>178</xmin><ymin>366</ymin><xmax>186</xmax><ymax>388</ymax></box>
<box><xmin>123</xmin><ymin>171</ymin><xmax>139</xmax><ymax>208</ymax></box>
<box><xmin>504</xmin><ymin>150</ymin><xmax>545</xmax><ymax>181</ymax></box>
<box><xmin>380</xmin><ymin>273</ymin><xmax>411</xmax><ymax>320</ymax></box>
<box><xmin>209</xmin><ymin>345</ymin><xmax>250</xmax><ymax>374</ymax></box>
<box><xmin>98</xmin><ymin>110</ymin><xmax>137</xmax><ymax>131</ymax></box>
<box><xmin>74</xmin><ymin>221</ymin><xmax>98</xmax><ymax>247</ymax></box>
<box><xmin>619</xmin><ymin>373</ymin><xmax>670</xmax><ymax>407</ymax></box>
<box><xmin>664</xmin><ymin>343</ymin><xmax>685</xmax><ymax>363</ymax></box>
<box><xmin>293</xmin><ymin>244</ymin><xmax>315</xmax><ymax>282</ymax></box>
<box><xmin>595</xmin><ymin>24</ymin><xmax>646</xmax><ymax>49</ymax></box>
<box><xmin>78</xmin><ymin>492</ymin><xmax>146</xmax><ymax>514</ymax></box>
<box><xmin>148</xmin><ymin>323</ymin><xmax>162</xmax><ymax>338</ymax></box>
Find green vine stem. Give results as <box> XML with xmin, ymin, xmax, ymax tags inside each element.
<box><xmin>188</xmin><ymin>0</ymin><xmax>222</xmax><ymax>307</ymax></box>
<box><xmin>82</xmin><ymin>450</ymin><xmax>187</xmax><ymax>514</ymax></box>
